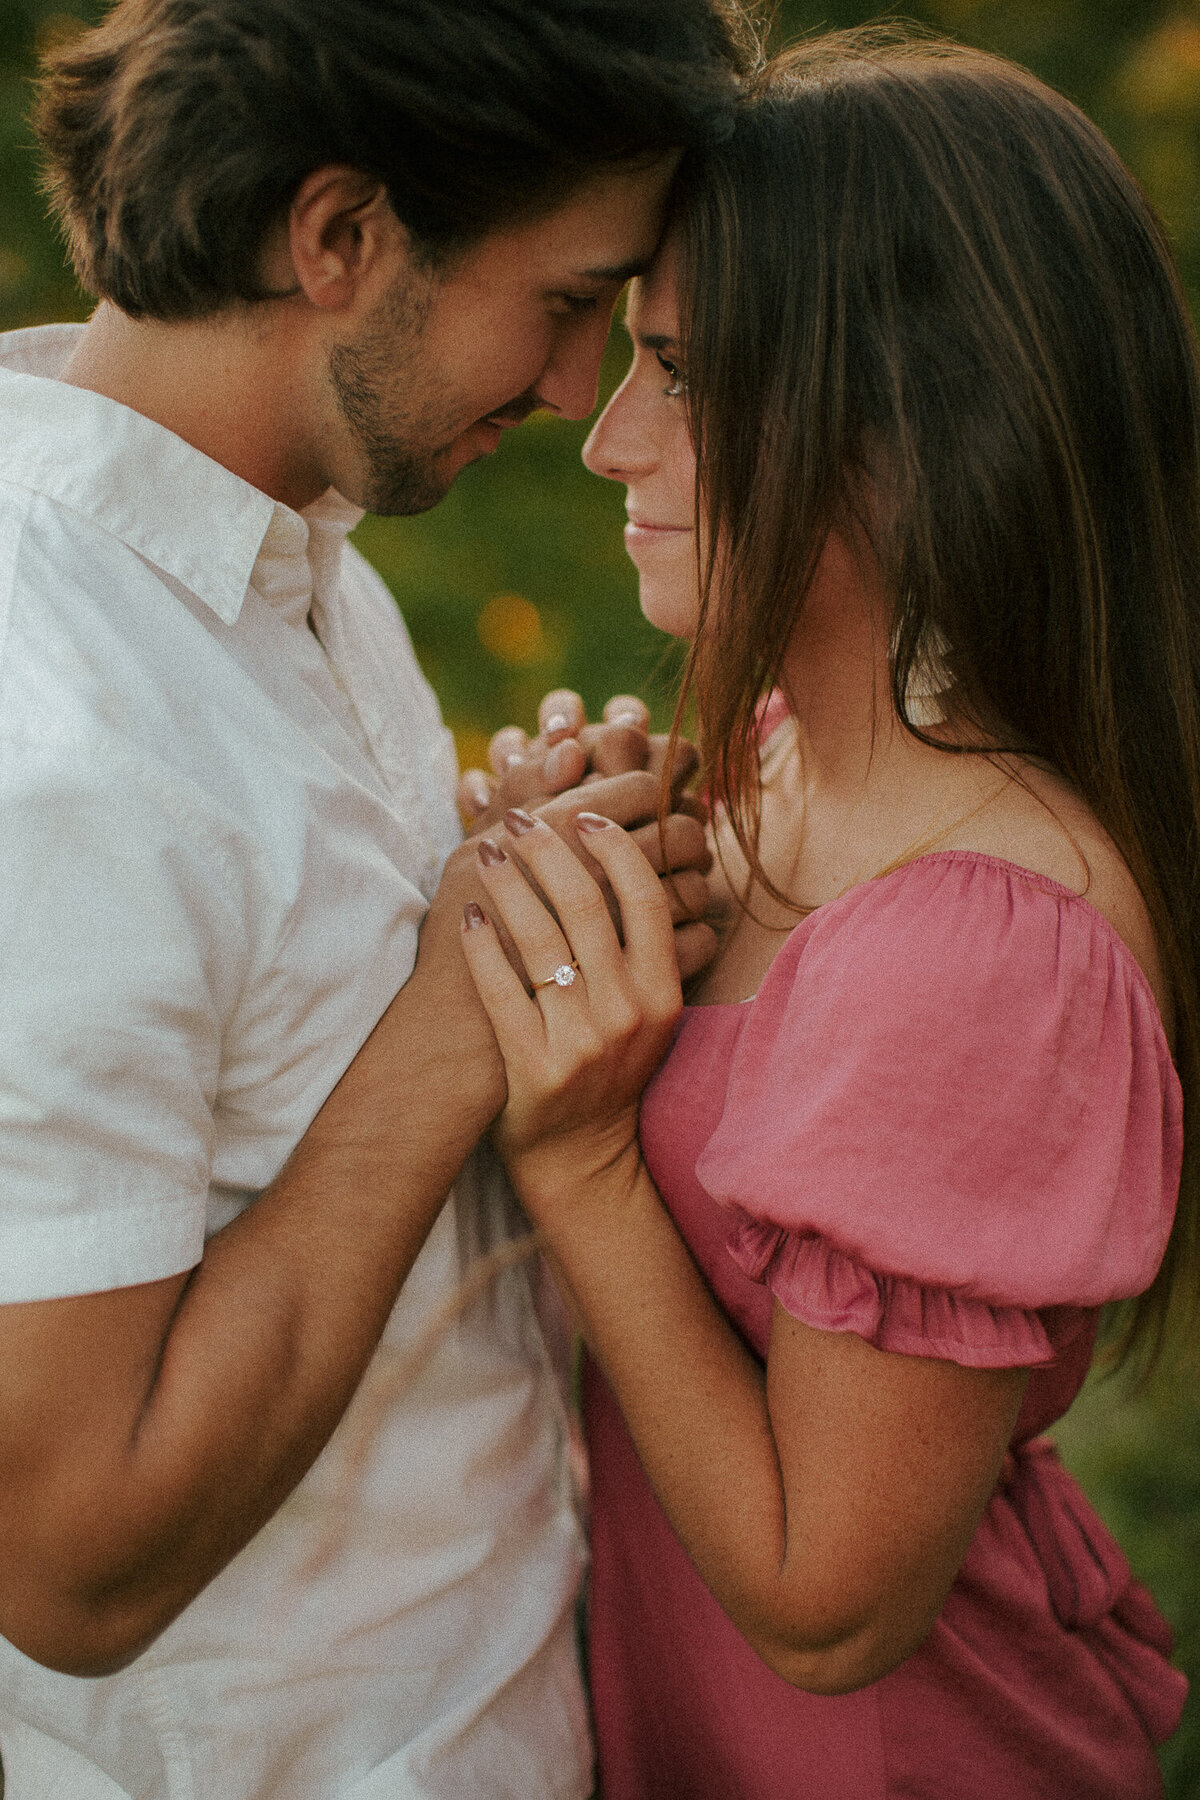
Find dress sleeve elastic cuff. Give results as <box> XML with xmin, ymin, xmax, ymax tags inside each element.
<box><xmin>726</xmin><ymin>1212</ymin><xmax>1056</xmax><ymax>1368</ymax></box>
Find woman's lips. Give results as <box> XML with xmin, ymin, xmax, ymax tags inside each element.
<box><xmin>624</xmin><ymin>519</ymin><xmax>694</xmax><ymax>550</ymax></box>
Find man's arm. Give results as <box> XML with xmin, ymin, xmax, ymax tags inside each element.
<box><xmin>0</xmin><ymin>842</ymin><xmax>500</xmax><ymax>1678</ymax></box>
<box><xmin>0</xmin><ymin>771</ymin><xmax>712</xmax><ymax>1679</ymax></box>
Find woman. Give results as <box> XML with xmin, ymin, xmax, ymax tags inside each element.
<box><xmin>461</xmin><ymin>30</ymin><xmax>1196</xmax><ymax>1798</ymax></box>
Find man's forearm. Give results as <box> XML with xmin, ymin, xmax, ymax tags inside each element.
<box><xmin>0</xmin><ymin>927</ymin><xmax>504</xmax><ymax>1675</ymax></box>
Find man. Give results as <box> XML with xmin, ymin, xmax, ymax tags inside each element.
<box><xmin>0</xmin><ymin>3</ymin><xmax>740</xmax><ymax>1794</ymax></box>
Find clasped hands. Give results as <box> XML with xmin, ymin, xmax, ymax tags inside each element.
<box><xmin>454</xmin><ymin>688</ymin><xmax>717</xmax><ymax>987</ymax></box>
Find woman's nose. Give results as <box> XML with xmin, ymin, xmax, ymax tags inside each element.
<box><xmin>582</xmin><ymin>380</ymin><xmax>656</xmax><ymax>482</ymax></box>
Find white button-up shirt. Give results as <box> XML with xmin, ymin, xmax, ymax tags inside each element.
<box><xmin>0</xmin><ymin>324</ymin><xmax>589</xmax><ymax>1800</ymax></box>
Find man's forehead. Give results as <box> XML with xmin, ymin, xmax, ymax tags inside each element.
<box><xmin>517</xmin><ymin>157</ymin><xmax>678</xmax><ymax>276</ymax></box>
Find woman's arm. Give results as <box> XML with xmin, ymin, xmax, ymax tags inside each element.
<box><xmin>462</xmin><ymin>810</ymin><xmax>1027</xmax><ymax>1694</ymax></box>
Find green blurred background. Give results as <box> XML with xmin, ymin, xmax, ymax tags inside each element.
<box><xmin>2</xmin><ymin>0</ymin><xmax>1199</xmax><ymax>1789</ymax></box>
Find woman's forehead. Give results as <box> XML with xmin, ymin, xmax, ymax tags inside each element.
<box><xmin>625</xmin><ymin>251</ymin><xmax>679</xmax><ymax>343</ymax></box>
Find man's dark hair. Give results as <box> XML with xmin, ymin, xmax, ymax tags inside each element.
<box><xmin>34</xmin><ymin>0</ymin><xmax>750</xmax><ymax>322</ymax></box>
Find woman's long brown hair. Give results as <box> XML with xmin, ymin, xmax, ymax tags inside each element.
<box><xmin>667</xmin><ymin>26</ymin><xmax>1200</xmax><ymax>1369</ymax></box>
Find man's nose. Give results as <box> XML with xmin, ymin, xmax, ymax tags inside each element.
<box><xmin>536</xmin><ymin>313</ymin><xmax>614</xmax><ymax>422</ymax></box>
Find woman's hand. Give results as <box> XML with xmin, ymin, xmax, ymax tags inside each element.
<box><xmin>459</xmin><ymin>806</ymin><xmax>682</xmax><ymax>1218</ymax></box>
<box><xmin>458</xmin><ymin>811</ymin><xmax>1027</xmax><ymax>1700</ymax></box>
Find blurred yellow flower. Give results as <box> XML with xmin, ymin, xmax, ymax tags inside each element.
<box><xmin>476</xmin><ymin>593</ymin><xmax>548</xmax><ymax>665</ymax></box>
<box><xmin>449</xmin><ymin>725</ymin><xmax>491</xmax><ymax>776</ymax></box>
<box><xmin>1119</xmin><ymin>16</ymin><xmax>1200</xmax><ymax>117</ymax></box>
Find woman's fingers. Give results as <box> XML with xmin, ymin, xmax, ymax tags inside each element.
<box><xmin>562</xmin><ymin>815</ymin><xmax>681</xmax><ymax>1008</ymax></box>
<box><xmin>459</xmin><ymin>902</ymin><xmax>541</xmax><ymax>1062</ymax></box>
<box><xmin>493</xmin><ymin>806</ymin><xmax>678</xmax><ymax>1016</ymax></box>
<box><xmin>473</xmin><ymin>832</ymin><xmax>581</xmax><ymax>994</ymax></box>
<box><xmin>477</xmin><ymin>810</ymin><xmax>646</xmax><ymax>1043</ymax></box>
<box><xmin>498</xmin><ymin>812</ymin><xmax>634</xmax><ymax>1011</ymax></box>
<box><xmin>542</xmin><ymin>737</ymin><xmax>588</xmax><ymax>793</ymax></box>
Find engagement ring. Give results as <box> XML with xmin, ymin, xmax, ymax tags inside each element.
<box><xmin>533</xmin><ymin>962</ymin><xmax>579</xmax><ymax>991</ymax></box>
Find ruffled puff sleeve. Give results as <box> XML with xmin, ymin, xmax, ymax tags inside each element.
<box><xmin>694</xmin><ymin>853</ymin><xmax>1183</xmax><ymax>1368</ymax></box>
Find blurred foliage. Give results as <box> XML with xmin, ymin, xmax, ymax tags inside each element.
<box><xmin>2</xmin><ymin>1</ymin><xmax>1199</xmax><ymax>1789</ymax></box>
<box><xmin>1056</xmin><ymin>1361</ymin><xmax>1200</xmax><ymax>1796</ymax></box>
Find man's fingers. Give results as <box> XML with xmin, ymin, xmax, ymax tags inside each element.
<box><xmin>671</xmin><ymin>792</ymin><xmax>709</xmax><ymax>826</ymax></box>
<box><xmin>488</xmin><ymin>725</ymin><xmax>531</xmax><ymax>776</ymax></box>
<box><xmin>538</xmin><ymin>689</ymin><xmax>586</xmax><ymax>742</ymax></box>
<box><xmin>673</xmin><ymin>920</ymin><xmax>719</xmax><ymax>986</ymax></box>
<box><xmin>543</xmin><ymin>737</ymin><xmax>588</xmax><ymax>793</ymax></box>
<box><xmin>578</xmin><ymin>721</ymin><xmax>651</xmax><ymax>779</ymax></box>
<box><xmin>645</xmin><ymin>733</ymin><xmax>700</xmax><ymax>797</ymax></box>
<box><xmin>602</xmin><ymin>695</ymin><xmax>650</xmax><ymax>731</ymax></box>
<box><xmin>661</xmin><ymin>869</ymin><xmax>711</xmax><ymax>924</ymax></box>
<box><xmin>457</xmin><ymin>769</ymin><xmax>494</xmax><ymax>821</ymax></box>
<box><xmin>628</xmin><ymin>812</ymin><xmax>712</xmax><ymax>877</ymax></box>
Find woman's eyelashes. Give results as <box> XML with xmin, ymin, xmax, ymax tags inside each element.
<box><xmin>655</xmin><ymin>351</ymin><xmax>686</xmax><ymax>397</ymax></box>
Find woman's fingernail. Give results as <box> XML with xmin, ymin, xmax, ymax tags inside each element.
<box><xmin>463</xmin><ymin>902</ymin><xmax>488</xmax><ymax>929</ymax></box>
<box><xmin>610</xmin><ymin>711</ymin><xmax>643</xmax><ymax>728</ymax></box>
<box><xmin>543</xmin><ymin>712</ymin><xmax>570</xmax><ymax>736</ymax></box>
<box><xmin>477</xmin><ymin>838</ymin><xmax>507</xmax><ymax>866</ymax></box>
<box><xmin>502</xmin><ymin>752</ymin><xmax>525</xmax><ymax>771</ymax></box>
<box><xmin>576</xmin><ymin>812</ymin><xmax>615</xmax><ymax>833</ymax></box>
<box><xmin>504</xmin><ymin>808</ymin><xmax>538</xmax><ymax>835</ymax></box>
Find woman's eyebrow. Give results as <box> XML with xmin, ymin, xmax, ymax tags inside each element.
<box><xmin>627</xmin><ymin>329</ymin><xmax>678</xmax><ymax>351</ymax></box>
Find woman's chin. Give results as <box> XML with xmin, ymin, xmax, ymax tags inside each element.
<box><xmin>638</xmin><ymin>581</ymin><xmax>701</xmax><ymax>640</ymax></box>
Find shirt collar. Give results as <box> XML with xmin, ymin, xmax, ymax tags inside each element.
<box><xmin>0</xmin><ymin>323</ymin><xmax>365</xmax><ymax>626</ymax></box>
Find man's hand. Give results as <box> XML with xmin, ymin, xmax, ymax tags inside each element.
<box><xmin>457</xmin><ymin>689</ymin><xmax>701</xmax><ymax>829</ymax></box>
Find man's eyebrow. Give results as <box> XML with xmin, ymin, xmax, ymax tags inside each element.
<box><xmin>576</xmin><ymin>257</ymin><xmax>653</xmax><ymax>283</ymax></box>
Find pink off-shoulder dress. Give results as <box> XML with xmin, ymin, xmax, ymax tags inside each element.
<box><xmin>584</xmin><ymin>848</ymin><xmax>1188</xmax><ymax>1799</ymax></box>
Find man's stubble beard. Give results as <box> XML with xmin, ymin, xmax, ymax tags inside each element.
<box><xmin>328</xmin><ymin>271</ymin><xmax>467</xmax><ymax>517</ymax></box>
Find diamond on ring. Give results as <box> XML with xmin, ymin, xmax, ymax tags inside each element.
<box><xmin>533</xmin><ymin>961</ymin><xmax>580</xmax><ymax>991</ymax></box>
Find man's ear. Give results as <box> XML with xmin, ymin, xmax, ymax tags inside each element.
<box><xmin>282</xmin><ymin>166</ymin><xmax>404</xmax><ymax>314</ymax></box>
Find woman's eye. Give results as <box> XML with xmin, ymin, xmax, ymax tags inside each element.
<box><xmin>655</xmin><ymin>352</ymin><xmax>686</xmax><ymax>398</ymax></box>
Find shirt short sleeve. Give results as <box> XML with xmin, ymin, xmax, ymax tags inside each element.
<box><xmin>694</xmin><ymin>853</ymin><xmax>1183</xmax><ymax>1367</ymax></box>
<box><xmin>0</xmin><ymin>734</ymin><xmax>249</xmax><ymax>1300</ymax></box>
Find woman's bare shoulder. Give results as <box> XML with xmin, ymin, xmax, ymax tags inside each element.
<box><xmin>938</xmin><ymin>758</ymin><xmax>1169</xmax><ymax>1021</ymax></box>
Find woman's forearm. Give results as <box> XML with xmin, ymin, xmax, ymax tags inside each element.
<box><xmin>540</xmin><ymin>1156</ymin><xmax>1023</xmax><ymax>1694</ymax></box>
<box><xmin>539</xmin><ymin>1162</ymin><xmax>866</xmax><ymax>1684</ymax></box>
